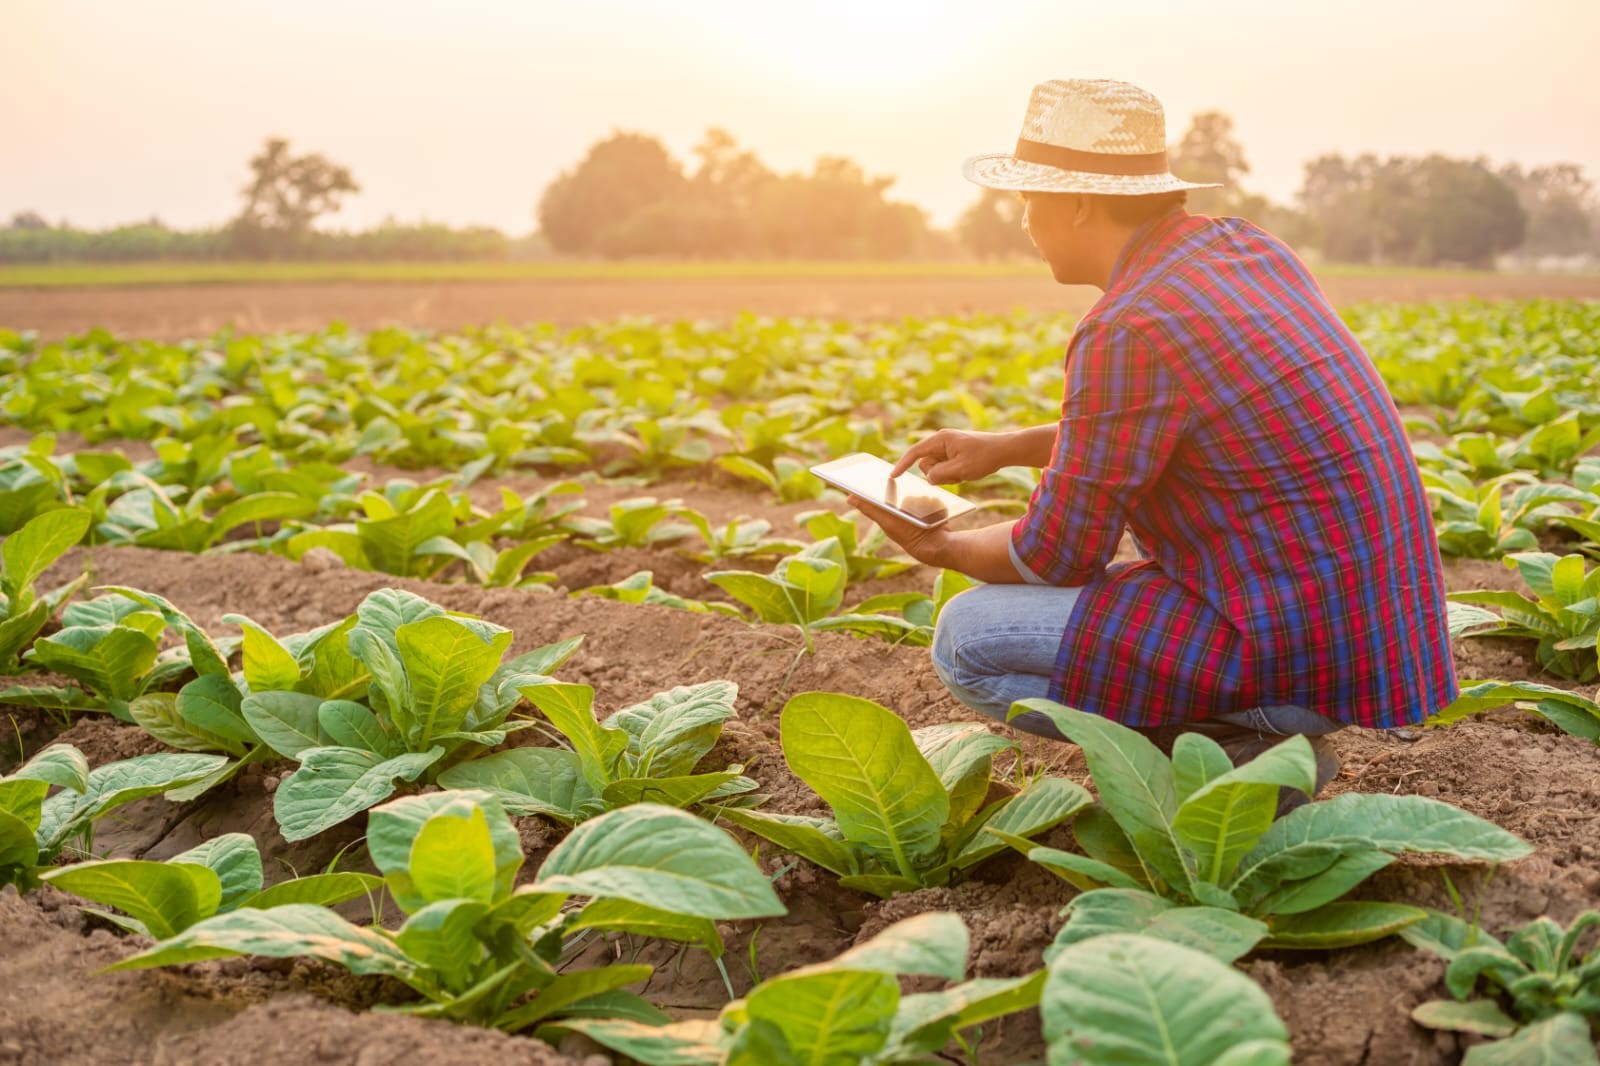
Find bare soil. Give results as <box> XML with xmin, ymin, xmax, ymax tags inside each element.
<box><xmin>7</xmin><ymin>271</ymin><xmax>1600</xmax><ymax>340</ymax></box>
<box><xmin>3</xmin><ymin>485</ymin><xmax>1599</xmax><ymax>1063</ymax></box>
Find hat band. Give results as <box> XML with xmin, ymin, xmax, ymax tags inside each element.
<box><xmin>1014</xmin><ymin>138</ymin><xmax>1169</xmax><ymax>177</ymax></box>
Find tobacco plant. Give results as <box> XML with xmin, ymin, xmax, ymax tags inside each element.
<box><xmin>0</xmin><ymin>744</ymin><xmax>226</xmax><ymax>892</ymax></box>
<box><xmin>1404</xmin><ymin>909</ymin><xmax>1600</xmax><ymax>1065</ymax></box>
<box><xmin>437</xmin><ymin>679</ymin><xmax>757</xmax><ymax>823</ymax></box>
<box><xmin>719</xmin><ymin>693</ymin><xmax>1089</xmax><ymax>897</ymax></box>
<box><xmin>999</xmin><ymin>702</ymin><xmax>1532</xmax><ymax>950</ymax></box>
<box><xmin>1451</xmin><ymin>551</ymin><xmax>1600</xmax><ymax>681</ymax></box>
<box><xmin>110</xmin><ymin>793</ymin><xmax>786</xmax><ymax>1034</ymax></box>
<box><xmin>42</xmin><ymin>831</ymin><xmax>381</xmax><ymax>937</ymax></box>
<box><xmin>549</xmin><ymin>913</ymin><xmax>1047</xmax><ymax>1065</ymax></box>
<box><xmin>0</xmin><ymin>508</ymin><xmax>90</xmax><ymax>673</ymax></box>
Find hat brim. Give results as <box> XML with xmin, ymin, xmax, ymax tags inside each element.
<box><xmin>963</xmin><ymin>153</ymin><xmax>1222</xmax><ymax>196</ymax></box>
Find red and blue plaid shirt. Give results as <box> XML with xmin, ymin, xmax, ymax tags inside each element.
<box><xmin>1011</xmin><ymin>208</ymin><xmax>1457</xmax><ymax>730</ymax></box>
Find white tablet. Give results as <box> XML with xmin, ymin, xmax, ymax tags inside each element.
<box><xmin>809</xmin><ymin>453</ymin><xmax>978</xmax><ymax>530</ymax></box>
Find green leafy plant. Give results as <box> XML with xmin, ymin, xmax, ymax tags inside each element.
<box><xmin>25</xmin><ymin>592</ymin><xmax>186</xmax><ymax>720</ymax></box>
<box><xmin>98</xmin><ymin>479</ymin><xmax>315</xmax><ymax>553</ymax></box>
<box><xmin>999</xmin><ymin>701</ymin><xmax>1532</xmax><ymax>949</ymax></box>
<box><xmin>239</xmin><ymin>588</ymin><xmax>582</xmax><ymax>840</ymax></box>
<box><xmin>0</xmin><ymin>744</ymin><xmax>226</xmax><ymax>892</ymax></box>
<box><xmin>0</xmin><ymin>508</ymin><xmax>91</xmax><ymax>673</ymax></box>
<box><xmin>1041</xmin><ymin>933</ymin><xmax>1292</xmax><ymax>1065</ymax></box>
<box><xmin>718</xmin><ymin>455</ymin><xmax>830</xmax><ymax>502</ymax></box>
<box><xmin>1404</xmin><ymin>909</ymin><xmax>1600</xmax><ymax>1065</ymax></box>
<box><xmin>109</xmin><ymin>793</ymin><xmax>786</xmax><ymax>1034</ymax></box>
<box><xmin>1451</xmin><ymin>551</ymin><xmax>1600</xmax><ymax>681</ymax></box>
<box><xmin>563</xmin><ymin>496</ymin><xmax>693</xmax><ymax>550</ymax></box>
<box><xmin>42</xmin><ymin>831</ymin><xmax>381</xmax><ymax>937</ymax></box>
<box><xmin>1428</xmin><ymin>679</ymin><xmax>1600</xmax><ymax>741</ymax></box>
<box><xmin>794</xmin><ymin>510</ymin><xmax>913</xmax><ymax>582</ymax></box>
<box><xmin>673</xmin><ymin>509</ymin><xmax>804</xmax><ymax>565</ymax></box>
<box><xmin>570</xmin><ymin>570</ymin><xmax>740</xmax><ymax>614</ymax></box>
<box><xmin>719</xmin><ymin>693</ymin><xmax>1089</xmax><ymax>897</ymax></box>
<box><xmin>439</xmin><ymin>679</ymin><xmax>757</xmax><ymax>824</ymax></box>
<box><xmin>1421</xmin><ymin>470</ymin><xmax>1599</xmax><ymax>559</ymax></box>
<box><xmin>548</xmin><ymin>913</ymin><xmax>1046</xmax><ymax>1065</ymax></box>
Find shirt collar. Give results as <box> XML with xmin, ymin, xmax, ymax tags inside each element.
<box><xmin>1107</xmin><ymin>206</ymin><xmax>1192</xmax><ymax>291</ymax></box>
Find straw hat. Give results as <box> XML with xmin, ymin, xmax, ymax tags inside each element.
<box><xmin>964</xmin><ymin>78</ymin><xmax>1222</xmax><ymax>196</ymax></box>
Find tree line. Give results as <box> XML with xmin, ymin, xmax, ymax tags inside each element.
<box><xmin>5</xmin><ymin>121</ymin><xmax>1597</xmax><ymax>268</ymax></box>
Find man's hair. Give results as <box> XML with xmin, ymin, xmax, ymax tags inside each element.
<box><xmin>1093</xmin><ymin>190</ymin><xmax>1188</xmax><ymax>227</ymax></box>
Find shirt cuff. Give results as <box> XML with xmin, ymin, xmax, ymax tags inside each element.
<box><xmin>1008</xmin><ymin>536</ymin><xmax>1051</xmax><ymax>586</ymax></box>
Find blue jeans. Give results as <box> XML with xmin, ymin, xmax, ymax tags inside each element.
<box><xmin>930</xmin><ymin>583</ymin><xmax>1341</xmax><ymax>740</ymax></box>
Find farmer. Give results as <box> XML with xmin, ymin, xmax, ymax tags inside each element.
<box><xmin>847</xmin><ymin>78</ymin><xmax>1457</xmax><ymax>800</ymax></box>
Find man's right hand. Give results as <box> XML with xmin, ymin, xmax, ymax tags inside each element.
<box><xmin>891</xmin><ymin>429</ymin><xmax>1017</xmax><ymax>484</ymax></box>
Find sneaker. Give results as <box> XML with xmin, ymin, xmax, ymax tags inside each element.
<box><xmin>1139</xmin><ymin>719</ymin><xmax>1341</xmax><ymax>817</ymax></box>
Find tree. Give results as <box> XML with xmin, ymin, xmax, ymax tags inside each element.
<box><xmin>749</xmin><ymin>156</ymin><xmax>928</xmax><ymax>258</ymax></box>
<box><xmin>537</xmin><ymin>132</ymin><xmax>688</xmax><ymax>255</ymax></box>
<box><xmin>956</xmin><ymin>188</ymin><xmax>1036</xmax><ymax>259</ymax></box>
<box><xmin>1169</xmin><ymin>111</ymin><xmax>1250</xmax><ymax>217</ymax></box>
<box><xmin>233</xmin><ymin>138</ymin><xmax>359</xmax><ymax>254</ymax></box>
<box><xmin>7</xmin><ymin>210</ymin><xmax>50</xmax><ymax>231</ymax></box>
<box><xmin>1500</xmin><ymin>162</ymin><xmax>1594</xmax><ymax>258</ymax></box>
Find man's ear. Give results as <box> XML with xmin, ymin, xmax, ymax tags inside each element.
<box><xmin>1070</xmin><ymin>194</ymin><xmax>1095</xmax><ymax>229</ymax></box>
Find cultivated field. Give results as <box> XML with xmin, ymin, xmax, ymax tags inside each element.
<box><xmin>2</xmin><ymin>302</ymin><xmax>1599</xmax><ymax>1064</ymax></box>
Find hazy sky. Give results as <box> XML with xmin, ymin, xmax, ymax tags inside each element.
<box><xmin>5</xmin><ymin>0</ymin><xmax>1598</xmax><ymax>234</ymax></box>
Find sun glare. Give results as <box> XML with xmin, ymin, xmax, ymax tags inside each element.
<box><xmin>730</xmin><ymin>2</ymin><xmax>975</xmax><ymax>89</ymax></box>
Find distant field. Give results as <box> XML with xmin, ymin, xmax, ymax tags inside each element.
<box><xmin>0</xmin><ymin>258</ymin><xmax>1566</xmax><ymax>288</ymax></box>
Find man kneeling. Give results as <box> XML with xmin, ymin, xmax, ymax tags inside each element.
<box><xmin>847</xmin><ymin>78</ymin><xmax>1457</xmax><ymax>809</ymax></box>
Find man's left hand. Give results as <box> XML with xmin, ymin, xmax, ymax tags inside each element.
<box><xmin>846</xmin><ymin>494</ymin><xmax>952</xmax><ymax>568</ymax></box>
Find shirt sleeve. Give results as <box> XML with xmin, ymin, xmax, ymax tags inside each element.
<box><xmin>1011</xmin><ymin>319</ymin><xmax>1189</xmax><ymax>586</ymax></box>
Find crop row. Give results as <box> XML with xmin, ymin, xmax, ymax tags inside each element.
<box><xmin>4</xmin><ymin>563</ymin><xmax>1590</xmax><ymax>1063</ymax></box>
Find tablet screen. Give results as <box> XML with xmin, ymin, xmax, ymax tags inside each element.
<box><xmin>809</xmin><ymin>453</ymin><xmax>978</xmax><ymax>528</ymax></box>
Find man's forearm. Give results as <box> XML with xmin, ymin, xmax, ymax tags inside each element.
<box><xmin>1005</xmin><ymin>424</ymin><xmax>1060</xmax><ymax>468</ymax></box>
<box><xmin>925</xmin><ymin>520</ymin><xmax>1032</xmax><ymax>584</ymax></box>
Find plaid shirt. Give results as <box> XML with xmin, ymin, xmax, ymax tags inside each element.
<box><xmin>1011</xmin><ymin>209</ymin><xmax>1457</xmax><ymax>730</ymax></box>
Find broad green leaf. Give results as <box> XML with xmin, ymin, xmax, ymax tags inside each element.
<box><xmin>796</xmin><ymin>912</ymin><xmax>967</xmax><ymax>981</ymax></box>
<box><xmin>208</xmin><ymin>492</ymin><xmax>315</xmax><ymax>539</ymax></box>
<box><xmin>2</xmin><ymin>508</ymin><xmax>89</xmax><ymax>602</ymax></box>
<box><xmin>13</xmin><ymin>744</ymin><xmax>90</xmax><ymax>792</ymax></box>
<box><xmin>353</xmin><ymin>587</ymin><xmax>444</xmax><ymax>653</ymax></box>
<box><xmin>601</xmin><ymin>771</ymin><xmax>743</xmax><ymax>810</ymax></box>
<box><xmin>43</xmin><ymin>859</ymin><xmax>221</xmax><ymax>938</ymax></box>
<box><xmin>1011</xmin><ymin>700</ymin><xmax>1190</xmax><ymax>894</ymax></box>
<box><xmin>28</xmin><ymin>625</ymin><xmax>160</xmax><ymax>702</ymax></box>
<box><xmin>543</xmin><ymin>1018</ymin><xmax>722</xmax><ymax>1066</ymax></box>
<box><xmin>1245</xmin><ymin>794</ymin><xmax>1532</xmax><ymax>868</ymax></box>
<box><xmin>170</xmin><ymin>832</ymin><xmax>264</xmax><ymax>910</ymax></box>
<box><xmin>1410</xmin><ymin>999</ymin><xmax>1518</xmax><ymax>1038</ymax></box>
<box><xmin>176</xmin><ymin>674</ymin><xmax>255</xmax><ymax>746</ymax></box>
<box><xmin>395</xmin><ymin>615</ymin><xmax>511</xmax><ymax>746</ymax></box>
<box><xmin>836</xmin><ymin>873</ymin><xmax>922</xmax><ymax>898</ymax></box>
<box><xmin>394</xmin><ymin>898</ymin><xmax>490</xmax><ymax>986</ymax></box>
<box><xmin>1173</xmin><ymin>736</ymin><xmax>1317</xmax><ymax>885</ymax></box>
<box><xmin>408</xmin><ymin>805</ymin><xmax>499</xmax><ymax>906</ymax></box>
<box><xmin>608</xmin><ymin>680</ymin><xmax>738</xmax><ymax>777</ymax></box>
<box><xmin>1260</xmin><ymin>901</ymin><xmax>1426</xmax><ymax>949</ymax></box>
<box><xmin>497</xmin><ymin>964</ymin><xmax>655</xmax><ymax>1032</ymax></box>
<box><xmin>317</xmin><ymin>699</ymin><xmax>394</xmax><ymax>755</ymax></box>
<box><xmin>715</xmin><ymin>808</ymin><xmax>861</xmax><ymax>877</ymax></box>
<box><xmin>99</xmin><ymin>587</ymin><xmax>230</xmax><ymax>679</ymax></box>
<box><xmin>107</xmin><ymin>904</ymin><xmax>417</xmax><ymax>979</ymax></box>
<box><xmin>1461</xmin><ymin>1012</ymin><xmax>1598</xmax><ymax>1066</ymax></box>
<box><xmin>950</xmin><ymin>775</ymin><xmax>1091</xmax><ymax>870</ymax></box>
<box><xmin>0</xmin><ymin>779</ymin><xmax>49</xmax><ymax>830</ymax></box>
<box><xmin>367</xmin><ymin>790</ymin><xmax>523</xmax><ymax>912</ymax></box>
<box><xmin>0</xmin><ymin>601</ymin><xmax>50</xmax><ymax>668</ymax></box>
<box><xmin>0</xmin><ymin>808</ymin><xmax>40</xmax><ymax>870</ymax></box>
<box><xmin>780</xmin><ymin>692</ymin><xmax>947</xmax><ymax>878</ymax></box>
<box><xmin>297</xmin><ymin>616</ymin><xmax>370</xmax><ymax>701</ymax></box>
<box><xmin>242</xmin><ymin>871</ymin><xmax>383</xmax><ymax>910</ymax></box>
<box><xmin>129</xmin><ymin>692</ymin><xmax>244</xmax><ymax>755</ymax></box>
<box><xmin>357</xmin><ymin>488</ymin><xmax>456</xmax><ymax>575</ymax></box>
<box><xmin>1172</xmin><ymin>733</ymin><xmax>1235</xmax><ymax>803</ymax></box>
<box><xmin>36</xmin><ymin>753</ymin><xmax>227</xmax><ymax>852</ymax></box>
<box><xmin>535</xmin><ymin>804</ymin><xmax>785</xmax><ymax>920</ymax></box>
<box><xmin>272</xmin><ymin>746</ymin><xmax>443</xmax><ymax>842</ymax></box>
<box><xmin>496</xmin><ymin>634</ymin><xmax>584</xmax><ymax>680</ymax></box>
<box><xmin>519</xmin><ymin>681</ymin><xmax>627</xmax><ymax>793</ymax></box>
<box><xmin>744</xmin><ymin>970</ymin><xmax>898</xmax><ymax>1066</ymax></box>
<box><xmin>1398</xmin><ymin>909</ymin><xmax>1502</xmax><ymax>960</ymax></box>
<box><xmin>226</xmin><ymin>614</ymin><xmax>302</xmax><ymax>692</ymax></box>
<box><xmin>1247</xmin><ymin>850</ymin><xmax>1396</xmax><ymax>916</ymax></box>
<box><xmin>1042</xmin><ymin>934</ymin><xmax>1291</xmax><ymax>1065</ymax></box>
<box><xmin>571</xmin><ymin>897</ymin><xmax>723</xmax><ymax>954</ymax></box>
<box><xmin>1049</xmin><ymin>888</ymin><xmax>1267</xmax><ymax>963</ymax></box>
<box><xmin>1004</xmin><ymin>835</ymin><xmax>1148</xmax><ymax>892</ymax></box>
<box><xmin>436</xmin><ymin>747</ymin><xmax>596</xmax><ymax>823</ymax></box>
<box><xmin>704</xmin><ymin>571</ymin><xmax>800</xmax><ymax>625</ymax></box>
<box><xmin>884</xmin><ymin>972</ymin><xmax>1046</xmax><ymax>1062</ymax></box>
<box><xmin>240</xmin><ymin>690</ymin><xmax>329</xmax><ymax>757</ymax></box>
